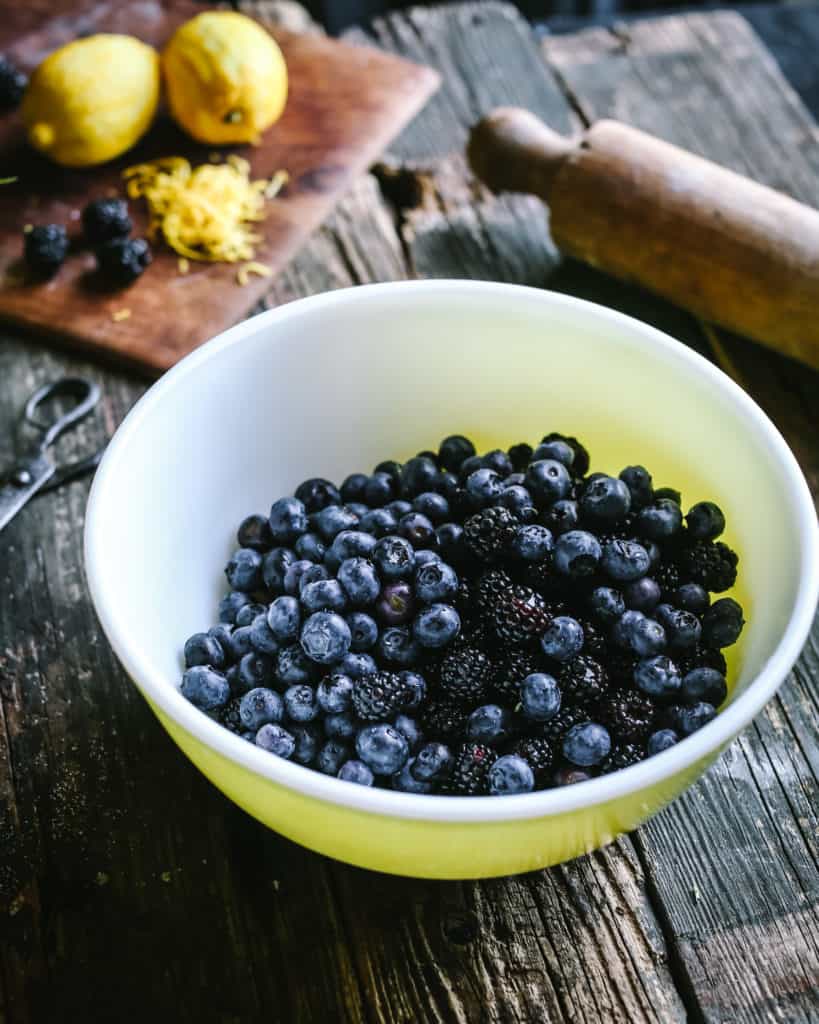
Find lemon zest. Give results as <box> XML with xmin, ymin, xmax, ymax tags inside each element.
<box><xmin>177</xmin><ymin>257</ymin><xmax>190</xmax><ymax>274</ymax></box>
<box><xmin>111</xmin><ymin>308</ymin><xmax>131</xmax><ymax>322</ymax></box>
<box><xmin>122</xmin><ymin>156</ymin><xmax>287</xmax><ymax>263</ymax></box>
<box><xmin>236</xmin><ymin>261</ymin><xmax>272</xmax><ymax>286</ymax></box>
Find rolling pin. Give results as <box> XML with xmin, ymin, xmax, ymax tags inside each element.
<box><xmin>467</xmin><ymin>107</ymin><xmax>819</xmax><ymax>369</ymax></box>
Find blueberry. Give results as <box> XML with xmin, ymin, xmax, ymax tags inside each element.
<box><xmin>643</xmin><ymin>539</ymin><xmax>662</xmax><ymax>570</ymax></box>
<box><xmin>411</xmin><ymin>742</ymin><xmax>453</xmax><ymax>781</ymax></box>
<box><xmin>415</xmin><ymin>549</ymin><xmax>442</xmax><ymax>568</ymax></box>
<box><xmin>653</xmin><ymin>486</ymin><xmax>682</xmax><ymax>505</ymax></box>
<box><xmin>250</xmin><ymin>613</ymin><xmax>280</xmax><ymax>655</ymax></box>
<box><xmin>340</xmin><ymin>473</ymin><xmax>369</xmax><ymax>504</ymax></box>
<box><xmin>378</xmin><ymin>626</ymin><xmax>422</xmax><ymax>666</ymax></box>
<box><xmin>295</xmin><ymin>532</ymin><xmax>326</xmax><ymax>563</ymax></box>
<box><xmin>262</xmin><ymin>547</ymin><xmax>295</xmax><ymax>593</ymax></box>
<box><xmin>675</xmin><ymin>701</ymin><xmax>717</xmax><ymax>736</ymax></box>
<box><xmin>224</xmin><ymin>548</ymin><xmax>263</xmax><ymax>592</ymax></box>
<box><xmin>208</xmin><ymin>624</ymin><xmax>233</xmax><ymax>652</ymax></box>
<box><xmin>375</xmin><ymin>460</ymin><xmax>403</xmax><ymax>484</ymax></box>
<box><xmin>541</xmin><ymin>499</ymin><xmax>580</xmax><ymax>536</ymax></box>
<box><xmin>290</xmin><ymin>722</ymin><xmax>322</xmax><ymax>765</ymax></box>
<box><xmin>302</xmin><ymin>578</ymin><xmax>348</xmax><ymax>614</ymax></box>
<box><xmin>459</xmin><ymin>454</ymin><xmax>484</xmax><ymax>482</ymax></box>
<box><xmin>268</xmin><ymin>497</ymin><xmax>308</xmax><ymax>543</ymax></box>
<box><xmin>316</xmin><ymin>672</ymin><xmax>354</xmax><ymax>713</ymax></box>
<box><xmin>363</xmin><ymin>472</ymin><xmax>396</xmax><ymax>506</ymax></box>
<box><xmin>283</xmin><ymin>559</ymin><xmax>316</xmax><ymax>596</ymax></box>
<box><xmin>276</xmin><ymin>644</ymin><xmax>317</xmax><ymax>687</ymax></box>
<box><xmin>338</xmin><ymin>759</ymin><xmax>375</xmax><ymax>786</ymax></box>
<box><xmin>267</xmin><ymin>596</ymin><xmax>301</xmax><ymax>642</ymax></box>
<box><xmin>239</xmin><ymin>687</ymin><xmax>283</xmax><ymax>730</ymax></box>
<box><xmin>324</xmin><ymin>711</ymin><xmax>358</xmax><ymax>741</ymax></box>
<box><xmin>532</xmin><ymin>439</ymin><xmax>574</xmax><ymax>469</ymax></box>
<box><xmin>346</xmin><ymin>611</ymin><xmax>378</xmax><ymax>651</ymax></box>
<box><xmin>375</xmin><ymin>582</ymin><xmax>415</xmax><ymax>625</ymax></box>
<box><xmin>634</xmin><ymin>655</ymin><xmax>681</xmax><ymax>699</ymax></box>
<box><xmin>299</xmin><ymin>564</ymin><xmax>330</xmax><ymax>592</ymax></box>
<box><xmin>553</xmin><ymin>766</ymin><xmax>594</xmax><ymax>786</ymax></box>
<box><xmin>673</xmin><ymin>583</ymin><xmax>710</xmax><ymax>614</ymax></box>
<box><xmin>400</xmin><ymin>456</ymin><xmax>438</xmax><ymax>498</ymax></box>
<box><xmin>686</xmin><ymin>501</ymin><xmax>725</xmax><ymax>541</ymax></box>
<box><xmin>662</xmin><ymin>608</ymin><xmax>702</xmax><ymax>650</ymax></box>
<box><xmin>507</xmin><ymin>442</ymin><xmax>534</xmax><ymax>472</ymax></box>
<box><xmin>414</xmin><ymin>560</ymin><xmax>459</xmax><ymax>604</ymax></box>
<box><xmin>465</xmin><ymin>467</ymin><xmax>503</xmax><ymax>507</ymax></box>
<box><xmin>386</xmin><ymin>500</ymin><xmax>413</xmax><ymax>519</ymax></box>
<box><xmin>235</xmin><ymin>602</ymin><xmax>267</xmax><ymax>628</ymax></box>
<box><xmin>467</xmin><ymin>704</ymin><xmax>514</xmax><ymax>745</ymax></box>
<box><xmin>525</xmin><ymin>460</ymin><xmax>571</xmax><ymax>505</ymax></box>
<box><xmin>219</xmin><ymin>589</ymin><xmax>250</xmax><ymax>618</ymax></box>
<box><xmin>344</xmin><ymin>502</ymin><xmax>370</xmax><ymax>519</ymax></box>
<box><xmin>373</xmin><ymin>535</ymin><xmax>416</xmax><ymax>581</ymax></box>
<box><xmin>554</xmin><ymin>530</ymin><xmax>601</xmax><ymax>577</ymax></box>
<box><xmin>701</xmin><ymin>598</ymin><xmax>744</xmax><ymax>648</ymax></box>
<box><xmin>520</xmin><ymin>673</ymin><xmax>561</xmax><ymax>722</ymax></box>
<box><xmin>654</xmin><ymin>603</ymin><xmax>675</xmax><ymax>630</ymax></box>
<box><xmin>511</xmin><ymin>524</ymin><xmax>554</xmax><ymax>563</ymax></box>
<box><xmin>580</xmin><ymin>475</ymin><xmax>631</xmax><ymax>523</ymax></box>
<box><xmin>238</xmin><ymin>652</ymin><xmax>276</xmax><ymax>691</ymax></box>
<box><xmin>225</xmin><ymin>626</ymin><xmax>254</xmax><ymax>663</ymax></box>
<box><xmin>356</xmin><ymin>723</ymin><xmax>409</xmax><ymax>775</ymax></box>
<box><xmin>340</xmin><ymin>651</ymin><xmax>378</xmax><ymax>678</ymax></box>
<box><xmin>681</xmin><ymin>668</ymin><xmax>727</xmax><ymax>707</ymax></box>
<box><xmin>329</xmin><ymin>530</ymin><xmax>377</xmax><ymax>565</ymax></box>
<box><xmin>358</xmin><ymin>508</ymin><xmax>398</xmax><ymax>538</ymax></box>
<box><xmin>392</xmin><ymin>759</ymin><xmax>434</xmax><ymax>793</ymax></box>
<box><xmin>503</xmin><ymin>473</ymin><xmax>526</xmax><ymax>487</ymax></box>
<box><xmin>500</xmin><ymin>485</ymin><xmax>535</xmax><ymax>518</ymax></box>
<box><xmin>636</xmin><ymin>499</ymin><xmax>683</xmax><ymax>540</ymax></box>
<box><xmin>181</xmin><ymin>666</ymin><xmax>229</xmax><ymax>710</ymax></box>
<box><xmin>412</xmin><ymin>492</ymin><xmax>449</xmax><ymax>524</ymax></box>
<box><xmin>398</xmin><ymin>512</ymin><xmax>436</xmax><ymax>548</ymax></box>
<box><xmin>435</xmin><ymin>522</ymin><xmax>464</xmax><ymax>563</ymax></box>
<box><xmin>589</xmin><ymin>586</ymin><xmax>626</xmax><ymax>625</ymax></box>
<box><xmin>613</xmin><ymin>611</ymin><xmax>666</xmax><ymax>656</ymax></box>
<box><xmin>540</xmin><ymin>616</ymin><xmax>584</xmax><ymax>662</ymax></box>
<box><xmin>619</xmin><ymin>466</ymin><xmax>653</xmax><ymax>510</ymax></box>
<box><xmin>488</xmin><ymin>754</ymin><xmax>535</xmax><ymax>795</ymax></box>
<box><xmin>255</xmin><ymin>723</ymin><xmax>296</xmax><ymax>758</ymax></box>
<box><xmin>623</xmin><ymin>577</ymin><xmax>661</xmax><ymax>612</ymax></box>
<box><xmin>412</xmin><ymin>603</ymin><xmax>461</xmax><ymax>649</ymax></box>
<box><xmin>184</xmin><ymin>632</ymin><xmax>226</xmax><ymax>669</ymax></box>
<box><xmin>477</xmin><ymin>450</ymin><xmax>511</xmax><ymax>479</ymax></box>
<box><xmin>647</xmin><ymin>729</ymin><xmax>679</xmax><ymax>755</ymax></box>
<box><xmin>438</xmin><ymin>435</ymin><xmax>476</xmax><ymax>473</ymax></box>
<box><xmin>294</xmin><ymin>478</ymin><xmax>341</xmax><ymax>514</ymax></box>
<box><xmin>394</xmin><ymin>713</ymin><xmax>424</xmax><ymax>753</ymax></box>
<box><xmin>314</xmin><ymin>504</ymin><xmax>359</xmax><ymax>542</ymax></box>
<box><xmin>398</xmin><ymin>670</ymin><xmax>427</xmax><ymax>709</ymax></box>
<box><xmin>237</xmin><ymin>514</ymin><xmax>273</xmax><ymax>552</ymax></box>
<box><xmin>300</xmin><ymin>612</ymin><xmax>351</xmax><ymax>665</ymax></box>
<box><xmin>601</xmin><ymin>540</ymin><xmax>651</xmax><ymax>582</ymax></box>
<box><xmin>316</xmin><ymin>739</ymin><xmax>351</xmax><ymax>775</ymax></box>
<box><xmin>563</xmin><ymin>722</ymin><xmax>611</xmax><ymax>767</ymax></box>
<box><xmin>283</xmin><ymin>684</ymin><xmax>319</xmax><ymax>723</ymax></box>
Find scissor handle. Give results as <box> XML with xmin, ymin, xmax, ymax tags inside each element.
<box><xmin>24</xmin><ymin>378</ymin><xmax>101</xmax><ymax>451</ymax></box>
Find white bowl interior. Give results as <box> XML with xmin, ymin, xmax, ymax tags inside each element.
<box><xmin>86</xmin><ymin>282</ymin><xmax>816</xmax><ymax>811</ymax></box>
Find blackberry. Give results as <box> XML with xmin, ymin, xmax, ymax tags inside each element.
<box><xmin>477</xmin><ymin>567</ymin><xmax>514</xmax><ymax>613</ymax></box>
<box><xmin>463</xmin><ymin>506</ymin><xmax>519</xmax><ymax>562</ymax></box>
<box><xmin>443</xmin><ymin>743</ymin><xmax>497</xmax><ymax>795</ymax></box>
<box><xmin>96</xmin><ymin>236</ymin><xmax>152</xmax><ymax>286</ymax></box>
<box><xmin>677</xmin><ymin>646</ymin><xmax>727</xmax><ymax>679</ymax></box>
<box><xmin>606</xmin><ymin>648</ymin><xmax>638</xmax><ymax>689</ymax></box>
<box><xmin>508</xmin><ymin>442</ymin><xmax>533</xmax><ymax>471</ymax></box>
<box><xmin>490</xmin><ymin>583</ymin><xmax>552</xmax><ymax>645</ymax></box>
<box><xmin>558</xmin><ymin>655</ymin><xmax>609</xmax><ymax>707</ymax></box>
<box><xmin>600</xmin><ymin>743</ymin><xmax>644</xmax><ymax>773</ymax></box>
<box><xmin>453</xmin><ymin>577</ymin><xmax>477</xmax><ymax>623</ymax></box>
<box><xmin>522</xmin><ymin>560</ymin><xmax>565</xmax><ymax>603</ymax></box>
<box><xmin>219</xmin><ymin>697</ymin><xmax>244</xmax><ymax>734</ymax></box>
<box><xmin>24</xmin><ymin>224</ymin><xmax>68</xmax><ymax>278</ymax></box>
<box><xmin>0</xmin><ymin>56</ymin><xmax>27</xmax><ymax>110</ymax></box>
<box><xmin>351</xmin><ymin>671</ymin><xmax>407</xmax><ymax>721</ymax></box>
<box><xmin>597</xmin><ymin>690</ymin><xmax>655</xmax><ymax>743</ymax></box>
<box><xmin>438</xmin><ymin>645</ymin><xmax>494</xmax><ymax>704</ymax></box>
<box><xmin>677</xmin><ymin>541</ymin><xmax>738</xmax><ymax>593</ymax></box>
<box><xmin>509</xmin><ymin>736</ymin><xmax>554</xmax><ymax>787</ymax></box>
<box><xmin>82</xmin><ymin>198</ymin><xmax>132</xmax><ymax>244</ymax></box>
<box><xmin>421</xmin><ymin>699</ymin><xmax>468</xmax><ymax>742</ymax></box>
<box><xmin>539</xmin><ymin>705</ymin><xmax>588</xmax><ymax>746</ymax></box>
<box><xmin>652</xmin><ymin>561</ymin><xmax>682</xmax><ymax>597</ymax></box>
<box><xmin>493</xmin><ymin>646</ymin><xmax>540</xmax><ymax>702</ymax></box>
<box><xmin>577</xmin><ymin>617</ymin><xmax>608</xmax><ymax>661</ymax></box>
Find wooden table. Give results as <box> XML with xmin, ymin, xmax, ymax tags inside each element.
<box><xmin>1</xmin><ymin>3</ymin><xmax>818</xmax><ymax>1021</ymax></box>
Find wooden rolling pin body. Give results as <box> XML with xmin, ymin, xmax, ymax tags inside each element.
<box><xmin>468</xmin><ymin>108</ymin><xmax>819</xmax><ymax>369</ymax></box>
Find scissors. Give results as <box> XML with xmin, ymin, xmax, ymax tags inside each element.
<box><xmin>0</xmin><ymin>377</ymin><xmax>105</xmax><ymax>533</ymax></box>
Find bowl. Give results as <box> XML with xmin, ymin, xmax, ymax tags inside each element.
<box><xmin>84</xmin><ymin>280</ymin><xmax>819</xmax><ymax>879</ymax></box>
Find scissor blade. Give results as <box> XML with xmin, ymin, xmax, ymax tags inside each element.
<box><xmin>0</xmin><ymin>455</ymin><xmax>55</xmax><ymax>533</ymax></box>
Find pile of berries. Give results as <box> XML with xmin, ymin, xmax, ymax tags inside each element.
<box><xmin>180</xmin><ymin>433</ymin><xmax>744</xmax><ymax>796</ymax></box>
<box><xmin>23</xmin><ymin>197</ymin><xmax>151</xmax><ymax>285</ymax></box>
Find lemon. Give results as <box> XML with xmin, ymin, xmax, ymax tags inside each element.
<box><xmin>22</xmin><ymin>34</ymin><xmax>160</xmax><ymax>168</ymax></box>
<box><xmin>162</xmin><ymin>11</ymin><xmax>288</xmax><ymax>145</ymax></box>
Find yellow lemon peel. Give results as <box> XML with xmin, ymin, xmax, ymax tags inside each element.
<box><xmin>236</xmin><ymin>261</ymin><xmax>272</xmax><ymax>286</ymax></box>
<box><xmin>123</xmin><ymin>156</ymin><xmax>287</xmax><ymax>263</ymax></box>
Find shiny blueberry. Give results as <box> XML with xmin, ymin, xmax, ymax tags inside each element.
<box><xmin>601</xmin><ymin>539</ymin><xmax>651</xmax><ymax>582</ymax></box>
<box><xmin>336</xmin><ymin>557</ymin><xmax>380</xmax><ymax>606</ymax></box>
<box><xmin>238</xmin><ymin>652</ymin><xmax>276</xmax><ymax>691</ymax></box>
<box><xmin>563</xmin><ymin>722</ymin><xmax>611</xmax><ymax>767</ymax></box>
<box><xmin>283</xmin><ymin>684</ymin><xmax>319</xmax><ymax>723</ymax></box>
<box><xmin>480</xmin><ymin>449</ymin><xmax>514</xmax><ymax>478</ymax></box>
<box><xmin>181</xmin><ymin>666</ymin><xmax>229</xmax><ymax>710</ymax></box>
<box><xmin>184</xmin><ymin>632</ymin><xmax>226</xmax><ymax>669</ymax></box>
<box><xmin>324</xmin><ymin>710</ymin><xmax>358</xmax><ymax>741</ymax></box>
<box><xmin>316</xmin><ymin>739</ymin><xmax>351</xmax><ymax>775</ymax></box>
<box><xmin>624</xmin><ymin>577</ymin><xmax>662</xmax><ymax>612</ymax></box>
<box><xmin>394</xmin><ymin>713</ymin><xmax>424</xmax><ymax>753</ymax></box>
<box><xmin>283</xmin><ymin>559</ymin><xmax>315</xmax><ymax>597</ymax></box>
<box><xmin>268</xmin><ymin>497</ymin><xmax>308</xmax><ymax>544</ymax></box>
<box><xmin>392</xmin><ymin>759</ymin><xmax>434</xmax><ymax>793</ymax></box>
<box><xmin>532</xmin><ymin>439</ymin><xmax>574</xmax><ymax>469</ymax></box>
<box><xmin>634</xmin><ymin>655</ymin><xmax>681</xmax><ymax>699</ymax></box>
<box><xmin>290</xmin><ymin>722</ymin><xmax>322</xmax><ymax>765</ymax></box>
<box><xmin>294</xmin><ymin>478</ymin><xmax>341</xmax><ymax>514</ymax></box>
<box><xmin>458</xmin><ymin>454</ymin><xmax>483</xmax><ymax>481</ymax></box>
<box><xmin>541</xmin><ymin>499</ymin><xmax>580</xmax><ymax>536</ymax></box>
<box><xmin>235</xmin><ymin>603</ymin><xmax>267</xmax><ymax>628</ymax></box>
<box><xmin>681</xmin><ymin>668</ymin><xmax>727</xmax><ymax>707</ymax></box>
<box><xmin>540</xmin><ymin>616</ymin><xmax>584</xmax><ymax>662</ymax></box>
<box><xmin>412</xmin><ymin>603</ymin><xmax>461</xmax><ymax>649</ymax></box>
<box><xmin>225</xmin><ymin>626</ymin><xmax>254</xmax><ymax>664</ymax></box>
<box><xmin>701</xmin><ymin>598</ymin><xmax>744</xmax><ymax>648</ymax></box>
<box><xmin>387</xmin><ymin>500</ymin><xmax>413</xmax><ymax>519</ymax></box>
<box><xmin>250</xmin><ymin>613</ymin><xmax>280</xmax><ymax>655</ymax></box>
<box><xmin>399</xmin><ymin>670</ymin><xmax>427</xmax><ymax>709</ymax></box>
<box><xmin>267</xmin><ymin>596</ymin><xmax>301</xmax><ymax>642</ymax></box>
<box><xmin>438</xmin><ymin>435</ymin><xmax>476</xmax><ymax>473</ymax></box>
<box><xmin>316</xmin><ymin>672</ymin><xmax>354</xmax><ymax>713</ymax></box>
<box><xmin>299</xmin><ymin>563</ymin><xmax>330</xmax><ymax>592</ymax></box>
<box><xmin>294</xmin><ymin>532</ymin><xmax>326</xmax><ymax>563</ymax></box>
<box><xmin>488</xmin><ymin>755</ymin><xmax>535</xmax><ymax>795</ymax></box>
<box><xmin>237</xmin><ymin>514</ymin><xmax>273</xmax><ymax>552</ymax></box>
<box><xmin>339</xmin><ymin>651</ymin><xmax>378</xmax><ymax>678</ymax></box>
<box><xmin>239</xmin><ymin>687</ymin><xmax>283</xmax><ymax>730</ymax></box>
<box><xmin>356</xmin><ymin>723</ymin><xmax>409</xmax><ymax>775</ymax></box>
<box><xmin>435</xmin><ymin>522</ymin><xmax>464</xmax><ymax>564</ymax></box>
<box><xmin>276</xmin><ymin>643</ymin><xmax>317</xmax><ymax>687</ymax></box>
<box><xmin>398</xmin><ymin>512</ymin><xmax>436</xmax><ymax>548</ymax></box>
<box><xmin>344</xmin><ymin>502</ymin><xmax>370</xmax><ymax>519</ymax></box>
<box><xmin>675</xmin><ymin>701</ymin><xmax>717</xmax><ymax>736</ymax></box>
<box><xmin>358</xmin><ymin>508</ymin><xmax>398</xmax><ymax>538</ymax></box>
<box><xmin>340</xmin><ymin>473</ymin><xmax>369</xmax><ymax>504</ymax></box>
<box><xmin>580</xmin><ymin>475</ymin><xmax>631</xmax><ymax>523</ymax></box>
<box><xmin>224</xmin><ymin>548</ymin><xmax>263</xmax><ymax>592</ymax></box>
<box><xmin>673</xmin><ymin>583</ymin><xmax>710</xmax><ymax>614</ymax></box>
<box><xmin>465</xmin><ymin>467</ymin><xmax>504</xmax><ymax>507</ymax></box>
<box><xmin>376</xmin><ymin>582</ymin><xmax>415</xmax><ymax>625</ymax></box>
<box><xmin>520</xmin><ymin>672</ymin><xmax>561</xmax><ymax>722</ymax></box>
<box><xmin>647</xmin><ymin>728</ymin><xmax>679</xmax><ymax>755</ymax></box>
<box><xmin>414</xmin><ymin>560</ymin><xmax>459</xmax><ymax>604</ymax></box>
<box><xmin>662</xmin><ymin>608</ymin><xmax>702</xmax><ymax>650</ymax></box>
<box><xmin>300</xmin><ymin>611</ymin><xmax>351</xmax><ymax>665</ymax></box>
<box><xmin>685</xmin><ymin>501</ymin><xmax>726</xmax><ymax>541</ymax></box>
<box><xmin>511</xmin><ymin>524</ymin><xmax>554</xmax><ymax>563</ymax></box>
<box><xmin>411</xmin><ymin>742</ymin><xmax>453</xmax><ymax>781</ymax></box>
<box><xmin>378</xmin><ymin>626</ymin><xmax>422</xmax><ymax>666</ymax></box>
<box><xmin>338</xmin><ymin>759</ymin><xmax>374</xmax><ymax>786</ymax></box>
<box><xmin>467</xmin><ymin>704</ymin><xmax>514</xmax><ymax>745</ymax></box>
<box><xmin>589</xmin><ymin>586</ymin><xmax>626</xmax><ymax>625</ymax></box>
<box><xmin>524</xmin><ymin>459</ymin><xmax>571</xmax><ymax>505</ymax></box>
<box><xmin>346</xmin><ymin>611</ymin><xmax>378</xmax><ymax>652</ymax></box>
<box><xmin>554</xmin><ymin>530</ymin><xmax>601</xmax><ymax>577</ymax></box>
<box><xmin>636</xmin><ymin>499</ymin><xmax>683</xmax><ymax>540</ymax></box>
<box><xmin>255</xmin><ymin>723</ymin><xmax>296</xmax><ymax>758</ymax></box>
<box><xmin>329</xmin><ymin>529</ymin><xmax>377</xmax><ymax>565</ymax></box>
<box><xmin>313</xmin><ymin>504</ymin><xmax>359</xmax><ymax>542</ymax></box>
<box><xmin>619</xmin><ymin>465</ymin><xmax>653</xmax><ymax>510</ymax></box>
<box><xmin>415</xmin><ymin>549</ymin><xmax>442</xmax><ymax>568</ymax></box>
<box><xmin>500</xmin><ymin>485</ymin><xmax>534</xmax><ymax>518</ymax></box>
<box><xmin>373</xmin><ymin>535</ymin><xmax>416</xmax><ymax>581</ymax></box>
<box><xmin>302</xmin><ymin>579</ymin><xmax>347</xmax><ymax>615</ymax></box>
<box><xmin>262</xmin><ymin>547</ymin><xmax>295</xmax><ymax>593</ymax></box>
<box><xmin>400</xmin><ymin>456</ymin><xmax>439</xmax><ymax>498</ymax></box>
<box><xmin>412</xmin><ymin>491</ymin><xmax>449</xmax><ymax>524</ymax></box>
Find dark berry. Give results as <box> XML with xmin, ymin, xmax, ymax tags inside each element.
<box><xmin>525</xmin><ymin>460</ymin><xmax>572</xmax><ymax>506</ymax></box>
<box><xmin>509</xmin><ymin>736</ymin><xmax>554</xmax><ymax>787</ymax></box>
<box><xmin>685</xmin><ymin>501</ymin><xmax>725</xmax><ymax>541</ymax></box>
<box><xmin>283</xmin><ymin>683</ymin><xmax>319</xmax><ymax>723</ymax></box>
<box><xmin>681</xmin><ymin>667</ymin><xmax>728</xmax><ymax>707</ymax></box>
<box><xmin>239</xmin><ymin>687</ymin><xmax>283</xmax><ymax>730</ymax></box>
<box><xmin>377</xmin><ymin>625</ymin><xmax>421</xmax><ymax>666</ymax></box>
<box><xmin>490</xmin><ymin>583</ymin><xmax>551</xmax><ymax>645</ymax></box>
<box><xmin>338</xmin><ymin>760</ymin><xmax>375</xmax><ymax>786</ymax></box>
<box><xmin>415</xmin><ymin>560</ymin><xmax>459</xmax><ymax>604</ymax></box>
<box><xmin>601</xmin><ymin>540</ymin><xmax>651</xmax><ymax>582</ymax></box>
<box><xmin>541</xmin><ymin>616</ymin><xmax>584</xmax><ymax>662</ymax></box>
<box><xmin>662</xmin><ymin>608</ymin><xmax>702</xmax><ymax>650</ymax></box>
<box><xmin>399</xmin><ymin>456</ymin><xmax>438</xmax><ymax>498</ymax></box>
<box><xmin>647</xmin><ymin>728</ymin><xmax>679</xmax><ymax>755</ymax></box>
<box><xmin>340</xmin><ymin>651</ymin><xmax>378</xmax><ymax>678</ymax></box>
<box><xmin>673</xmin><ymin>583</ymin><xmax>710</xmax><ymax>614</ymax></box>
<box><xmin>356</xmin><ymin>723</ymin><xmax>409</xmax><ymax>775</ymax></box>
<box><xmin>262</xmin><ymin>547</ymin><xmax>295</xmax><ymax>593</ymax></box>
<box><xmin>563</xmin><ymin>722</ymin><xmax>611</xmax><ymax>766</ymax></box>
<box><xmin>511</xmin><ymin>524</ymin><xmax>554</xmax><ymax>563</ymax></box>
<box><xmin>553</xmin><ymin>765</ymin><xmax>594</xmax><ymax>786</ymax></box>
<box><xmin>0</xmin><ymin>56</ymin><xmax>27</xmax><ymax>109</ymax></box>
<box><xmin>373</xmin><ymin>535</ymin><xmax>416</xmax><ymax>581</ymax></box>
<box><xmin>532</xmin><ymin>438</ymin><xmax>574</xmax><ymax>469</ymax></box>
<box><xmin>184</xmin><ymin>631</ymin><xmax>226</xmax><ymax>669</ymax></box>
<box><xmin>558</xmin><ymin>655</ymin><xmax>609</xmax><ymax>707</ymax></box>
<box><xmin>24</xmin><ymin>224</ymin><xmax>68</xmax><ymax>278</ymax></box>
<box><xmin>96</xmin><ymin>237</ymin><xmax>151</xmax><ymax>286</ymax></box>
<box><xmin>652</xmin><ymin>561</ymin><xmax>682</xmax><ymax>598</ymax></box>
<box><xmin>672</xmin><ymin>701</ymin><xmax>717</xmax><ymax>736</ymax></box>
<box><xmin>701</xmin><ymin>597</ymin><xmax>744</xmax><ymax>647</ymax></box>
<box><xmin>634</xmin><ymin>655</ymin><xmax>681</xmax><ymax>699</ymax></box>
<box><xmin>363</xmin><ymin>472</ymin><xmax>397</xmax><ymax>506</ymax></box>
<box><xmin>541</xmin><ymin>499</ymin><xmax>580</xmax><ymax>536</ymax></box>
<box><xmin>82</xmin><ymin>198</ymin><xmax>131</xmax><ymax>244</ymax></box>
<box><xmin>493</xmin><ymin>646</ymin><xmax>540</xmax><ymax>703</ymax></box>
<box><xmin>302</xmin><ymin>578</ymin><xmax>347</xmax><ymax>614</ymax></box>
<box><xmin>294</xmin><ymin>478</ymin><xmax>341</xmax><ymax>513</ymax></box>
<box><xmin>463</xmin><ymin>506</ymin><xmax>517</xmax><ymax>563</ymax></box>
<box><xmin>520</xmin><ymin>672</ymin><xmax>561</xmax><ymax>722</ymax></box>
<box><xmin>317</xmin><ymin>739</ymin><xmax>351</xmax><ymax>775</ymax></box>
<box><xmin>411</xmin><ymin>742</ymin><xmax>453</xmax><ymax>781</ymax></box>
<box><xmin>636</xmin><ymin>499</ymin><xmax>683</xmax><ymax>540</ymax></box>
<box><xmin>422</xmin><ymin>699</ymin><xmax>468</xmax><ymax>742</ymax></box>
<box><xmin>597</xmin><ymin>690</ymin><xmax>655</xmax><ymax>743</ymax></box>
<box><xmin>467</xmin><ymin>704</ymin><xmax>515</xmax><ymax>745</ymax></box>
<box><xmin>507</xmin><ymin>442</ymin><xmax>534</xmax><ymax>471</ymax></box>
<box><xmin>219</xmin><ymin>696</ymin><xmax>243</xmax><ymax>734</ymax></box>
<box><xmin>438</xmin><ymin>644</ymin><xmax>494</xmax><ymax>705</ymax></box>
<box><xmin>412</xmin><ymin>603</ymin><xmax>461</xmax><ymax>648</ymax></box>
<box><xmin>589</xmin><ymin>586</ymin><xmax>626</xmax><ymax>625</ymax></box>
<box><xmin>600</xmin><ymin>743</ymin><xmax>643</xmax><ymax>773</ymax></box>
<box><xmin>413</xmin><ymin>491</ymin><xmax>450</xmax><ymax>524</ymax></box>
<box><xmin>539</xmin><ymin>705</ymin><xmax>588</xmax><ymax>746</ymax></box>
<box><xmin>352</xmin><ymin>671</ymin><xmax>407</xmax><ymax>721</ymax></box>
<box><xmin>238</xmin><ymin>514</ymin><xmax>274</xmax><ymax>552</ymax></box>
<box><xmin>624</xmin><ymin>577</ymin><xmax>662</xmax><ymax>612</ymax></box>
<box><xmin>276</xmin><ymin>644</ymin><xmax>316</xmax><ymax>687</ymax></box>
<box><xmin>256</xmin><ymin>724</ymin><xmax>296</xmax><ymax>758</ymax></box>
<box><xmin>554</xmin><ymin>530</ymin><xmax>602</xmax><ymax>577</ymax></box>
<box><xmin>677</xmin><ymin>541</ymin><xmax>738</xmax><ymax>593</ymax></box>
<box><xmin>477</xmin><ymin>567</ymin><xmax>514</xmax><ymax>613</ymax></box>
<box><xmin>314</xmin><ymin>504</ymin><xmax>359</xmax><ymax>542</ymax></box>
<box><xmin>488</xmin><ymin>754</ymin><xmax>534</xmax><ymax>794</ymax></box>
<box><xmin>580</xmin><ymin>475</ymin><xmax>631</xmax><ymax>523</ymax></box>
<box><xmin>619</xmin><ymin>466</ymin><xmax>653</xmax><ymax>510</ymax></box>
<box><xmin>300</xmin><ymin>611</ymin><xmax>351</xmax><ymax>665</ymax></box>
<box><xmin>439</xmin><ymin>435</ymin><xmax>476</xmax><ymax>473</ymax></box>
<box><xmin>443</xmin><ymin>743</ymin><xmax>497</xmax><ymax>795</ymax></box>
<box><xmin>316</xmin><ymin>672</ymin><xmax>354</xmax><ymax>714</ymax></box>
<box><xmin>542</xmin><ymin>432</ymin><xmax>590</xmax><ymax>476</ymax></box>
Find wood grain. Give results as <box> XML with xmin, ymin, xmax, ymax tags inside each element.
<box><xmin>0</xmin><ymin>0</ymin><xmax>438</xmax><ymax>373</ymax></box>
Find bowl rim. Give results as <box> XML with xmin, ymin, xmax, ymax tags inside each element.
<box><xmin>84</xmin><ymin>279</ymin><xmax>819</xmax><ymax>823</ymax></box>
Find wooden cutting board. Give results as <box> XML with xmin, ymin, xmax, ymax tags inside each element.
<box><xmin>0</xmin><ymin>1</ymin><xmax>439</xmax><ymax>373</ymax></box>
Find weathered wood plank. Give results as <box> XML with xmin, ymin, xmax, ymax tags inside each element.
<box><xmin>542</xmin><ymin>15</ymin><xmax>819</xmax><ymax>1021</ymax></box>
